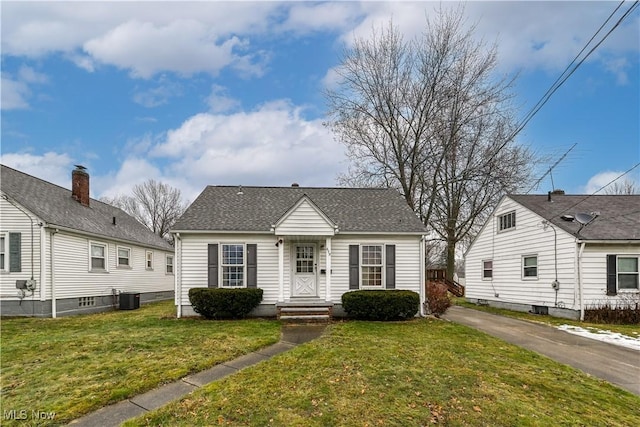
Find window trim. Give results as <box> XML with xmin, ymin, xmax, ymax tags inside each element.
<box><xmin>498</xmin><ymin>210</ymin><xmax>516</xmax><ymax>232</ymax></box>
<box><xmin>617</xmin><ymin>256</ymin><xmax>639</xmax><ymax>291</ymax></box>
<box><xmin>360</xmin><ymin>244</ymin><xmax>384</xmax><ymax>288</ymax></box>
<box><xmin>522</xmin><ymin>254</ymin><xmax>538</xmax><ymax>280</ymax></box>
<box><xmin>0</xmin><ymin>233</ymin><xmax>7</xmax><ymax>272</ymax></box>
<box><xmin>117</xmin><ymin>245</ymin><xmax>132</xmax><ymax>268</ymax></box>
<box><xmin>220</xmin><ymin>243</ymin><xmax>246</xmax><ymax>288</ymax></box>
<box><xmin>89</xmin><ymin>241</ymin><xmax>108</xmax><ymax>272</ymax></box>
<box><xmin>146</xmin><ymin>250</ymin><xmax>154</xmax><ymax>270</ymax></box>
<box><xmin>166</xmin><ymin>254</ymin><xmax>174</xmax><ymax>275</ymax></box>
<box><xmin>482</xmin><ymin>259</ymin><xmax>493</xmax><ymax>280</ymax></box>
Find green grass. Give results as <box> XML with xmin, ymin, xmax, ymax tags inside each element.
<box><xmin>126</xmin><ymin>320</ymin><xmax>640</xmax><ymax>427</ymax></box>
<box><xmin>0</xmin><ymin>301</ymin><xmax>280</xmax><ymax>426</ymax></box>
<box><xmin>455</xmin><ymin>299</ymin><xmax>640</xmax><ymax>337</ymax></box>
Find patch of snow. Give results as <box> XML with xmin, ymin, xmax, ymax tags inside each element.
<box><xmin>557</xmin><ymin>325</ymin><xmax>640</xmax><ymax>351</ymax></box>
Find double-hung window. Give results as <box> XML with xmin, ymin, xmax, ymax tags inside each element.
<box><xmin>0</xmin><ymin>234</ymin><xmax>6</xmax><ymax>271</ymax></box>
<box><xmin>498</xmin><ymin>211</ymin><xmax>516</xmax><ymax>232</ymax></box>
<box><xmin>90</xmin><ymin>242</ymin><xmax>107</xmax><ymax>271</ymax></box>
<box><xmin>482</xmin><ymin>260</ymin><xmax>493</xmax><ymax>279</ymax></box>
<box><xmin>361</xmin><ymin>245</ymin><xmax>383</xmax><ymax>287</ymax></box>
<box><xmin>146</xmin><ymin>251</ymin><xmax>154</xmax><ymax>270</ymax></box>
<box><xmin>618</xmin><ymin>257</ymin><xmax>639</xmax><ymax>290</ymax></box>
<box><xmin>523</xmin><ymin>255</ymin><xmax>538</xmax><ymax>279</ymax></box>
<box><xmin>117</xmin><ymin>246</ymin><xmax>131</xmax><ymax>267</ymax></box>
<box><xmin>166</xmin><ymin>255</ymin><xmax>174</xmax><ymax>274</ymax></box>
<box><xmin>222</xmin><ymin>244</ymin><xmax>244</xmax><ymax>287</ymax></box>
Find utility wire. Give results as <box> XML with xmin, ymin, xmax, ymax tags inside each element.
<box><xmin>485</xmin><ymin>0</ymin><xmax>639</xmax><ymax>166</ymax></box>
<box><xmin>560</xmin><ymin>162</ymin><xmax>640</xmax><ymax>214</ymax></box>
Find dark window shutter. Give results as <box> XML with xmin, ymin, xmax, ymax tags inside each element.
<box><xmin>606</xmin><ymin>254</ymin><xmax>617</xmax><ymax>296</ymax></box>
<box><xmin>349</xmin><ymin>245</ymin><xmax>359</xmax><ymax>289</ymax></box>
<box><xmin>385</xmin><ymin>244</ymin><xmax>396</xmax><ymax>289</ymax></box>
<box><xmin>247</xmin><ymin>244</ymin><xmax>257</xmax><ymax>288</ymax></box>
<box><xmin>208</xmin><ymin>244</ymin><xmax>219</xmax><ymax>288</ymax></box>
<box><xmin>9</xmin><ymin>233</ymin><xmax>21</xmax><ymax>273</ymax></box>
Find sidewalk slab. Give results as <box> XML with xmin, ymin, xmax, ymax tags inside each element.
<box><xmin>183</xmin><ymin>364</ymin><xmax>239</xmax><ymax>387</ymax></box>
<box><xmin>256</xmin><ymin>341</ymin><xmax>296</xmax><ymax>357</ymax></box>
<box><xmin>68</xmin><ymin>400</ymin><xmax>144</xmax><ymax>427</ymax></box>
<box><xmin>130</xmin><ymin>380</ymin><xmax>197</xmax><ymax>410</ymax></box>
<box><xmin>223</xmin><ymin>351</ymin><xmax>271</xmax><ymax>370</ymax></box>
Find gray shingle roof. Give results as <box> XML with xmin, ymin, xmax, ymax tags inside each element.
<box><xmin>173</xmin><ymin>186</ymin><xmax>427</xmax><ymax>234</ymax></box>
<box><xmin>509</xmin><ymin>194</ymin><xmax>640</xmax><ymax>241</ymax></box>
<box><xmin>1</xmin><ymin>165</ymin><xmax>173</xmax><ymax>251</ymax></box>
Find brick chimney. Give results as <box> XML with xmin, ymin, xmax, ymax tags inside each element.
<box><xmin>72</xmin><ymin>165</ymin><xmax>90</xmax><ymax>207</ymax></box>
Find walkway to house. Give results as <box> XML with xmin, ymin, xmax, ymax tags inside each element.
<box><xmin>442</xmin><ymin>306</ymin><xmax>640</xmax><ymax>396</ymax></box>
<box><xmin>67</xmin><ymin>324</ymin><xmax>326</xmax><ymax>427</ymax></box>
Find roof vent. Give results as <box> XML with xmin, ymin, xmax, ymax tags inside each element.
<box><xmin>551</xmin><ymin>189</ymin><xmax>565</xmax><ymax>195</ymax></box>
<box><xmin>237</xmin><ymin>185</ymin><xmax>244</xmax><ymax>195</ymax></box>
<box><xmin>291</xmin><ymin>183</ymin><xmax>299</xmax><ymax>187</ymax></box>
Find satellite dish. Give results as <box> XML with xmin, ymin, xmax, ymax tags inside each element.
<box><xmin>575</xmin><ymin>213</ymin><xmax>595</xmax><ymax>225</ymax></box>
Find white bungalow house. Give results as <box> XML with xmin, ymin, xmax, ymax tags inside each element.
<box><xmin>171</xmin><ymin>185</ymin><xmax>427</xmax><ymax>319</ymax></box>
<box><xmin>465</xmin><ymin>192</ymin><xmax>640</xmax><ymax>320</ymax></box>
<box><xmin>0</xmin><ymin>164</ymin><xmax>175</xmax><ymax>317</ymax></box>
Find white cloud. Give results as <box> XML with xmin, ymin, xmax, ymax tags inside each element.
<box><xmin>146</xmin><ymin>100</ymin><xmax>346</xmax><ymax>199</ymax></box>
<box><xmin>18</xmin><ymin>65</ymin><xmax>48</xmax><ymax>84</ymax></box>
<box><xmin>206</xmin><ymin>84</ymin><xmax>240</xmax><ymax>113</ymax></box>
<box><xmin>133</xmin><ymin>81</ymin><xmax>183</xmax><ymax>108</ymax></box>
<box><xmin>583</xmin><ymin>170</ymin><xmax>640</xmax><ymax>194</ymax></box>
<box><xmin>1</xmin><ymin>77</ymin><xmax>30</xmax><ymax>110</ymax></box>
<box><xmin>0</xmin><ymin>152</ymin><xmax>73</xmax><ymax>189</ymax></box>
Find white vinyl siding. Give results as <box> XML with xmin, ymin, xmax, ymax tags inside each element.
<box><xmin>465</xmin><ymin>197</ymin><xmax>577</xmax><ymax>308</ymax></box>
<box><xmin>275</xmin><ymin>199</ymin><xmax>335</xmax><ymax>236</ymax></box>
<box><xmin>177</xmin><ymin>234</ymin><xmax>422</xmax><ymax>310</ymax></box>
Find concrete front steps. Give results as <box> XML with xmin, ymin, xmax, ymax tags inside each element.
<box><xmin>276</xmin><ymin>300</ymin><xmax>333</xmax><ymax>323</ymax></box>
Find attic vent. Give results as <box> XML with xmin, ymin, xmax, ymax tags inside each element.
<box><xmin>291</xmin><ymin>183</ymin><xmax>299</xmax><ymax>187</ymax></box>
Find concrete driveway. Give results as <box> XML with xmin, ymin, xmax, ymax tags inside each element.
<box><xmin>442</xmin><ymin>306</ymin><xmax>640</xmax><ymax>396</ymax></box>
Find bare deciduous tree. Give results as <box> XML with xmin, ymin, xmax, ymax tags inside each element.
<box><xmin>101</xmin><ymin>180</ymin><xmax>188</xmax><ymax>243</ymax></box>
<box><xmin>604</xmin><ymin>178</ymin><xmax>638</xmax><ymax>195</ymax></box>
<box><xmin>326</xmin><ymin>6</ymin><xmax>534</xmax><ymax>279</ymax></box>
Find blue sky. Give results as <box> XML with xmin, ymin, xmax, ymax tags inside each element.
<box><xmin>2</xmin><ymin>1</ymin><xmax>639</xmax><ymax>202</ymax></box>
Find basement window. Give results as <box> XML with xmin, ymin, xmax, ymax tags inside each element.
<box><xmin>79</xmin><ymin>297</ymin><xmax>95</xmax><ymax>307</ymax></box>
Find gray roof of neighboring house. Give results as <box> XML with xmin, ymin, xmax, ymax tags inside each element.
<box><xmin>509</xmin><ymin>194</ymin><xmax>640</xmax><ymax>241</ymax></box>
<box><xmin>1</xmin><ymin>164</ymin><xmax>173</xmax><ymax>251</ymax></box>
<box><xmin>173</xmin><ymin>185</ymin><xmax>427</xmax><ymax>234</ymax></box>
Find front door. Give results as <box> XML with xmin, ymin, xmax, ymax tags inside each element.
<box><xmin>292</xmin><ymin>244</ymin><xmax>317</xmax><ymax>297</ymax></box>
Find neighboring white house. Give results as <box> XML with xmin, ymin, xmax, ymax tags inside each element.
<box><xmin>0</xmin><ymin>164</ymin><xmax>175</xmax><ymax>317</ymax></box>
<box><xmin>465</xmin><ymin>192</ymin><xmax>640</xmax><ymax>320</ymax></box>
<box><xmin>171</xmin><ymin>185</ymin><xmax>427</xmax><ymax>318</ymax></box>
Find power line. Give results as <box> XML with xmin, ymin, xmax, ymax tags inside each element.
<box><xmin>560</xmin><ymin>162</ymin><xmax>640</xmax><ymax>214</ymax></box>
<box><xmin>485</xmin><ymin>0</ymin><xmax>639</xmax><ymax>166</ymax></box>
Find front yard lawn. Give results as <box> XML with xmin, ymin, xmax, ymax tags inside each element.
<box><xmin>0</xmin><ymin>301</ymin><xmax>280</xmax><ymax>425</ymax></box>
<box><xmin>126</xmin><ymin>320</ymin><xmax>640</xmax><ymax>427</ymax></box>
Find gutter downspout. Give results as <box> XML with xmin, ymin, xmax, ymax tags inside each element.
<box><xmin>577</xmin><ymin>241</ymin><xmax>586</xmax><ymax>321</ymax></box>
<box><xmin>420</xmin><ymin>235</ymin><xmax>426</xmax><ymax>317</ymax></box>
<box><xmin>175</xmin><ymin>233</ymin><xmax>181</xmax><ymax>319</ymax></box>
<box><xmin>39</xmin><ymin>224</ymin><xmax>46</xmax><ymax>302</ymax></box>
<box><xmin>50</xmin><ymin>229</ymin><xmax>58</xmax><ymax>318</ymax></box>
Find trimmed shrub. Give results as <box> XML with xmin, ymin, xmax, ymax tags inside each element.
<box><xmin>425</xmin><ymin>282</ymin><xmax>451</xmax><ymax>317</ymax></box>
<box><xmin>341</xmin><ymin>290</ymin><xmax>419</xmax><ymax>321</ymax></box>
<box><xmin>189</xmin><ymin>288</ymin><xmax>263</xmax><ymax>319</ymax></box>
<box><xmin>584</xmin><ymin>295</ymin><xmax>640</xmax><ymax>324</ymax></box>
